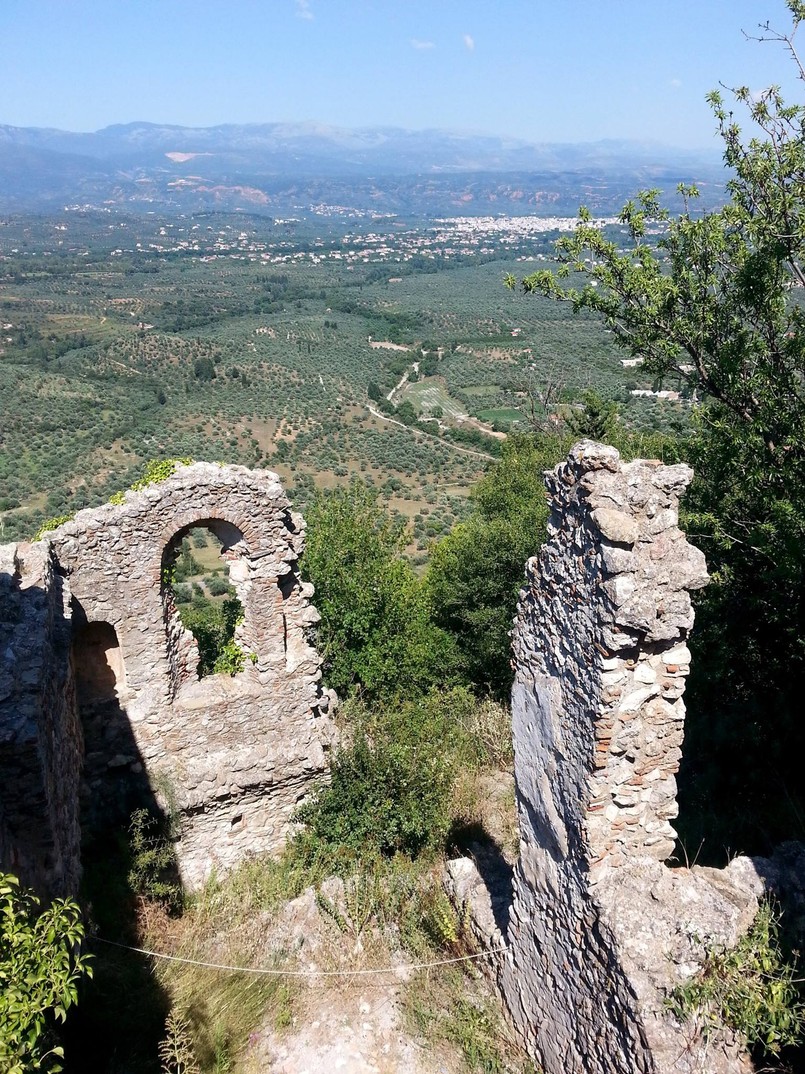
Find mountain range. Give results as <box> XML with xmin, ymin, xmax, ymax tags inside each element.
<box><xmin>0</xmin><ymin>121</ymin><xmax>726</xmax><ymax>216</ymax></box>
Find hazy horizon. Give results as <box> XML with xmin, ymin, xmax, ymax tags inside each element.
<box><xmin>0</xmin><ymin>116</ymin><xmax>724</xmax><ymax>157</ymax></box>
<box><xmin>2</xmin><ymin>0</ymin><xmax>801</xmax><ymax>151</ymax></box>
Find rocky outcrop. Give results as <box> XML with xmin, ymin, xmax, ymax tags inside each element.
<box><xmin>0</xmin><ymin>463</ymin><xmax>334</xmax><ymax>894</ymax></box>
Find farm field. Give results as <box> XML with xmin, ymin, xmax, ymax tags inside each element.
<box><xmin>0</xmin><ymin>209</ymin><xmax>688</xmax><ymax>541</ymax></box>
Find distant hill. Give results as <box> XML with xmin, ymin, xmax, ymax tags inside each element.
<box><xmin>0</xmin><ymin>121</ymin><xmax>726</xmax><ymax>215</ymax></box>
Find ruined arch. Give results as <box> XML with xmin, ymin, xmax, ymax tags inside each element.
<box><xmin>37</xmin><ymin>462</ymin><xmax>332</xmax><ymax>887</ymax></box>
<box><xmin>161</xmin><ymin>517</ymin><xmax>253</xmax><ymax>693</ymax></box>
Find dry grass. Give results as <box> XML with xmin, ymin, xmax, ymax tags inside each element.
<box><xmin>463</xmin><ymin>698</ymin><xmax>515</xmax><ymax>771</ymax></box>
<box><xmin>126</xmin><ymin>690</ymin><xmax>521</xmax><ymax>1074</ymax></box>
<box><xmin>140</xmin><ymin>865</ymin><xmax>303</xmax><ymax>1072</ymax></box>
<box><xmin>136</xmin><ymin>813</ymin><xmax>523</xmax><ymax>1073</ymax></box>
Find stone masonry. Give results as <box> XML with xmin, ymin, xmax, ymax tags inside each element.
<box><xmin>447</xmin><ymin>442</ymin><xmax>769</xmax><ymax>1074</ymax></box>
<box><xmin>0</xmin><ymin>462</ymin><xmax>334</xmax><ymax>894</ymax></box>
<box><xmin>3</xmin><ymin>447</ymin><xmax>795</xmax><ymax>1072</ymax></box>
<box><xmin>0</xmin><ymin>541</ymin><xmax>82</xmax><ymax>897</ymax></box>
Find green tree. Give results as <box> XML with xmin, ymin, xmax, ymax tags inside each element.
<box><xmin>192</xmin><ymin>356</ymin><xmax>215</xmax><ymax>381</ymax></box>
<box><xmin>508</xmin><ymin>2</ymin><xmax>805</xmax><ymax>855</ymax></box>
<box><xmin>427</xmin><ymin>433</ymin><xmax>569</xmax><ymax>696</ymax></box>
<box><xmin>302</xmin><ymin>482</ymin><xmax>461</xmax><ymax>701</ymax></box>
<box><xmin>0</xmin><ymin>873</ymin><xmax>92</xmax><ymax>1073</ymax></box>
<box><xmin>564</xmin><ymin>390</ymin><xmax>619</xmax><ymax>442</ymax></box>
<box><xmin>179</xmin><ymin>595</ymin><xmax>243</xmax><ymax>676</ymax></box>
<box><xmin>396</xmin><ymin>399</ymin><xmax>418</xmax><ymax>425</ymax></box>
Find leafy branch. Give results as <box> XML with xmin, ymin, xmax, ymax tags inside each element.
<box><xmin>0</xmin><ymin>873</ymin><xmax>93</xmax><ymax>1073</ymax></box>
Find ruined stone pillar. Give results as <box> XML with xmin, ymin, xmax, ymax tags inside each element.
<box><xmin>0</xmin><ymin>542</ymin><xmax>82</xmax><ymax>897</ymax></box>
<box><xmin>495</xmin><ymin>441</ymin><xmax>761</xmax><ymax>1074</ymax></box>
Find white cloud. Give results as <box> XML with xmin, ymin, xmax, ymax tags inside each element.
<box><xmin>463</xmin><ymin>33</ymin><xmax>475</xmax><ymax>51</ymax></box>
<box><xmin>670</xmin><ymin>78</ymin><xmax>682</xmax><ymax>89</ymax></box>
<box><xmin>410</xmin><ymin>38</ymin><xmax>435</xmax><ymax>50</ymax></box>
<box><xmin>295</xmin><ymin>0</ymin><xmax>314</xmax><ymax>20</ymax></box>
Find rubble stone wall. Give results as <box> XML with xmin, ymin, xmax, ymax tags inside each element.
<box><xmin>492</xmin><ymin>442</ymin><xmax>761</xmax><ymax>1074</ymax></box>
<box><xmin>0</xmin><ymin>542</ymin><xmax>82</xmax><ymax>896</ymax></box>
<box><xmin>0</xmin><ymin>463</ymin><xmax>334</xmax><ymax>893</ymax></box>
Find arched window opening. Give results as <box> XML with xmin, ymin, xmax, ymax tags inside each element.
<box><xmin>71</xmin><ymin>616</ymin><xmax>149</xmax><ymax>832</ymax></box>
<box><xmin>72</xmin><ymin>621</ymin><xmax>125</xmax><ymax>702</ymax></box>
<box><xmin>163</xmin><ymin>524</ymin><xmax>248</xmax><ymax>680</ymax></box>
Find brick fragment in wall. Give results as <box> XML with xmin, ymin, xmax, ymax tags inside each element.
<box><xmin>0</xmin><ymin>463</ymin><xmax>334</xmax><ymax>894</ymax></box>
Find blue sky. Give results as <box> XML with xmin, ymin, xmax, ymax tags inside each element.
<box><xmin>1</xmin><ymin>0</ymin><xmax>801</xmax><ymax>147</ymax></box>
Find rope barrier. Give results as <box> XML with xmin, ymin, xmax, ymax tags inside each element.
<box><xmin>92</xmin><ymin>935</ymin><xmax>509</xmax><ymax>978</ymax></box>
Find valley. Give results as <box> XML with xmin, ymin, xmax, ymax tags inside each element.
<box><xmin>0</xmin><ymin>207</ymin><xmax>690</xmax><ymax>545</ymax></box>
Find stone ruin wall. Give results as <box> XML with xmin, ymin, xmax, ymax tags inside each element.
<box><xmin>448</xmin><ymin>442</ymin><xmax>771</xmax><ymax>1074</ymax></box>
<box><xmin>0</xmin><ymin>541</ymin><xmax>82</xmax><ymax>896</ymax></box>
<box><xmin>4</xmin><ymin>447</ymin><xmax>802</xmax><ymax>1074</ymax></box>
<box><xmin>0</xmin><ymin>462</ymin><xmax>335</xmax><ymax>894</ymax></box>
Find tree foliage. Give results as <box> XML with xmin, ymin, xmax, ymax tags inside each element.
<box><xmin>509</xmin><ymin>5</ymin><xmax>805</xmax><ymax>505</ymax></box>
<box><xmin>564</xmin><ymin>390</ymin><xmax>620</xmax><ymax>442</ymax></box>
<box><xmin>294</xmin><ymin>687</ymin><xmax>508</xmax><ymax>863</ymax></box>
<box><xmin>0</xmin><ymin>873</ymin><xmax>92</xmax><ymax>1073</ymax></box>
<box><xmin>428</xmin><ymin>433</ymin><xmax>569</xmax><ymax>696</ymax></box>
<box><xmin>301</xmin><ymin>481</ymin><xmax>461</xmax><ymax>701</ymax></box>
<box><xmin>179</xmin><ymin>595</ymin><xmax>245</xmax><ymax>676</ymax></box>
<box><xmin>508</xmin><ymin>2</ymin><xmax>805</xmax><ymax>855</ymax></box>
<box><xmin>295</xmin><ymin>717</ymin><xmax>455</xmax><ymax>860</ymax></box>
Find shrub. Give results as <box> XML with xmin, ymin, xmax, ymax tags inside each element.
<box><xmin>667</xmin><ymin>900</ymin><xmax>804</xmax><ymax>1059</ymax></box>
<box><xmin>295</xmin><ymin>689</ymin><xmax>481</xmax><ymax>862</ymax></box>
<box><xmin>459</xmin><ymin>697</ymin><xmax>514</xmax><ymax>770</ymax></box>
<box><xmin>428</xmin><ymin>432</ymin><xmax>569</xmax><ymax>696</ymax></box>
<box><xmin>0</xmin><ymin>873</ymin><xmax>92</xmax><ymax>1073</ymax></box>
<box><xmin>178</xmin><ymin>595</ymin><xmax>244</xmax><ymax>677</ymax></box>
<box><xmin>206</xmin><ymin>575</ymin><xmax>232</xmax><ymax>597</ymax></box>
<box><xmin>211</xmin><ymin>639</ymin><xmax>246</xmax><ymax>676</ymax></box>
<box><xmin>173</xmin><ymin>545</ymin><xmax>203</xmax><ymax>583</ymax></box>
<box><xmin>127</xmin><ymin>809</ymin><xmax>183</xmax><ymax>912</ymax></box>
<box><xmin>32</xmin><ymin>514</ymin><xmax>74</xmax><ymax>540</ymax></box>
<box><xmin>130</xmin><ymin>457</ymin><xmax>192</xmax><ymax>491</ymax></box>
<box><xmin>296</xmin><ymin>727</ymin><xmax>454</xmax><ymax>859</ymax></box>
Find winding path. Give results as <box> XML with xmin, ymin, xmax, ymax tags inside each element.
<box><xmin>366</xmin><ymin>405</ymin><xmax>496</xmax><ymax>462</ymax></box>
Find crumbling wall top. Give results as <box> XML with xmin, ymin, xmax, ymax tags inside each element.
<box><xmin>513</xmin><ymin>439</ymin><xmax>708</xmax><ymax>865</ymax></box>
<box><xmin>50</xmin><ymin>461</ymin><xmax>303</xmax><ymax>566</ymax></box>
